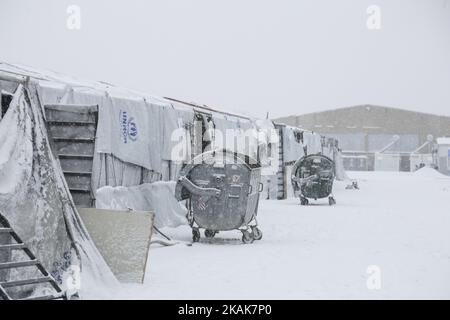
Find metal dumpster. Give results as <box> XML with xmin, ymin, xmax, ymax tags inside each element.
<box><xmin>291</xmin><ymin>154</ymin><xmax>336</xmax><ymax>206</ymax></box>
<box><xmin>175</xmin><ymin>149</ymin><xmax>263</xmax><ymax>244</ymax></box>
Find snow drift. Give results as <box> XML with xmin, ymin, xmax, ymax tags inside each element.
<box><xmin>96</xmin><ymin>181</ymin><xmax>188</xmax><ymax>228</ymax></box>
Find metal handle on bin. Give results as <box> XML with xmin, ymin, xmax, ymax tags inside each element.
<box><xmin>178</xmin><ymin>176</ymin><xmax>221</xmax><ymax>198</ymax></box>
<box><xmin>258</xmin><ymin>183</ymin><xmax>264</xmax><ymax>192</ymax></box>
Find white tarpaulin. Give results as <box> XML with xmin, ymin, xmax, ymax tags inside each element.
<box><xmin>91</xmin><ymin>153</ymin><xmax>162</xmax><ymax>192</ymax></box>
<box><xmin>0</xmin><ymin>84</ymin><xmax>117</xmax><ymax>295</ymax></box>
<box><xmin>161</xmin><ymin>104</ymin><xmax>193</xmax><ymax>162</ymax></box>
<box><xmin>96</xmin><ymin>181</ymin><xmax>188</xmax><ymax>228</ymax></box>
<box><xmin>95</xmin><ymin>95</ymin><xmax>166</xmax><ymax>172</ymax></box>
<box><xmin>212</xmin><ymin>114</ymin><xmax>259</xmax><ymax>160</ymax></box>
<box><xmin>334</xmin><ymin>149</ymin><xmax>349</xmax><ymax>181</ymax></box>
<box><xmin>304</xmin><ymin>131</ymin><xmax>322</xmax><ymax>155</ymax></box>
<box><xmin>282</xmin><ymin>126</ymin><xmax>305</xmax><ymax>163</ymax></box>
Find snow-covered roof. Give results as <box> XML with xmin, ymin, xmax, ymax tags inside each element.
<box><xmin>0</xmin><ymin>61</ymin><xmax>168</xmax><ymax>105</ymax></box>
<box><xmin>0</xmin><ymin>61</ymin><xmax>253</xmax><ymax>121</ymax></box>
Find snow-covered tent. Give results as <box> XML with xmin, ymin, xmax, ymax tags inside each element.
<box><xmin>0</xmin><ymin>61</ymin><xmax>348</xmax><ymax>295</ymax></box>
<box><xmin>0</xmin><ymin>62</ymin><xmax>281</xmax><ymax>289</ymax></box>
<box><xmin>0</xmin><ymin>81</ymin><xmax>116</xmax><ymax>297</ymax></box>
<box><xmin>0</xmin><ymin>63</ymin><xmax>270</xmax><ymax>206</ymax></box>
<box><xmin>271</xmin><ymin>123</ymin><xmax>348</xmax><ymax>199</ymax></box>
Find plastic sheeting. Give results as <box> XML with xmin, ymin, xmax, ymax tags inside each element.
<box><xmin>161</xmin><ymin>105</ymin><xmax>193</xmax><ymax>162</ymax></box>
<box><xmin>0</xmin><ymin>84</ymin><xmax>117</xmax><ymax>293</ymax></box>
<box><xmin>303</xmin><ymin>131</ymin><xmax>322</xmax><ymax>155</ymax></box>
<box><xmin>212</xmin><ymin>114</ymin><xmax>259</xmax><ymax>160</ymax></box>
<box><xmin>95</xmin><ymin>181</ymin><xmax>188</xmax><ymax>228</ymax></box>
<box><xmin>334</xmin><ymin>149</ymin><xmax>349</xmax><ymax>181</ymax></box>
<box><xmin>91</xmin><ymin>153</ymin><xmax>162</xmax><ymax>193</ymax></box>
<box><xmin>254</xmin><ymin>119</ymin><xmax>279</xmax><ymax>174</ymax></box>
<box><xmin>95</xmin><ymin>95</ymin><xmax>165</xmax><ymax>172</ymax></box>
<box><xmin>282</xmin><ymin>126</ymin><xmax>305</xmax><ymax>163</ymax></box>
<box><xmin>37</xmin><ymin>80</ymin><xmax>191</xmax><ymax>191</ymax></box>
<box><xmin>282</xmin><ymin>126</ymin><xmax>327</xmax><ymax>163</ymax></box>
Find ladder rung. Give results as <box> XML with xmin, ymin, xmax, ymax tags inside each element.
<box><xmin>53</xmin><ymin>137</ymin><xmax>94</xmax><ymax>143</ymax></box>
<box><xmin>20</xmin><ymin>294</ymin><xmax>62</xmax><ymax>301</ymax></box>
<box><xmin>1</xmin><ymin>277</ymin><xmax>51</xmax><ymax>288</ymax></box>
<box><xmin>58</xmin><ymin>154</ymin><xmax>94</xmax><ymax>160</ymax></box>
<box><xmin>47</xmin><ymin>120</ymin><xmax>96</xmax><ymax>126</ymax></box>
<box><xmin>0</xmin><ymin>260</ymin><xmax>38</xmax><ymax>269</ymax></box>
<box><xmin>0</xmin><ymin>288</ymin><xmax>11</xmax><ymax>300</ymax></box>
<box><xmin>0</xmin><ymin>243</ymin><xmax>26</xmax><ymax>250</ymax></box>
<box><xmin>69</xmin><ymin>188</ymin><xmax>91</xmax><ymax>193</ymax></box>
<box><xmin>0</xmin><ymin>213</ymin><xmax>66</xmax><ymax>301</ymax></box>
<box><xmin>63</xmin><ymin>171</ymin><xmax>92</xmax><ymax>176</ymax></box>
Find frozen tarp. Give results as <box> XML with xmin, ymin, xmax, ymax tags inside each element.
<box><xmin>254</xmin><ymin>119</ymin><xmax>279</xmax><ymax>172</ymax></box>
<box><xmin>334</xmin><ymin>149</ymin><xmax>349</xmax><ymax>181</ymax></box>
<box><xmin>0</xmin><ymin>84</ymin><xmax>116</xmax><ymax>295</ymax></box>
<box><xmin>212</xmin><ymin>113</ymin><xmax>238</xmax><ymax>151</ymax></box>
<box><xmin>161</xmin><ymin>104</ymin><xmax>194</xmax><ymax>162</ymax></box>
<box><xmin>282</xmin><ymin>126</ymin><xmax>305</xmax><ymax>163</ymax></box>
<box><xmin>95</xmin><ymin>95</ymin><xmax>165</xmax><ymax>172</ymax></box>
<box><xmin>38</xmin><ymin>78</ymin><xmax>194</xmax><ymax>189</ymax></box>
<box><xmin>212</xmin><ymin>113</ymin><xmax>259</xmax><ymax>160</ymax></box>
<box><xmin>253</xmin><ymin>120</ymin><xmax>279</xmax><ymax>199</ymax></box>
<box><xmin>95</xmin><ymin>181</ymin><xmax>188</xmax><ymax>228</ymax></box>
<box><xmin>91</xmin><ymin>153</ymin><xmax>162</xmax><ymax>192</ymax></box>
<box><xmin>304</xmin><ymin>131</ymin><xmax>322</xmax><ymax>155</ymax></box>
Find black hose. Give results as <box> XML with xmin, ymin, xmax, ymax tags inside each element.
<box><xmin>152</xmin><ymin>225</ymin><xmax>171</xmax><ymax>241</ymax></box>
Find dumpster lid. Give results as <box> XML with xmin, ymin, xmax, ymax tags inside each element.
<box><xmin>175</xmin><ymin>149</ymin><xmax>261</xmax><ymax>201</ymax></box>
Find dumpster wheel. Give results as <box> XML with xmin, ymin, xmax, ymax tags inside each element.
<box><xmin>300</xmin><ymin>196</ymin><xmax>309</xmax><ymax>206</ymax></box>
<box><xmin>252</xmin><ymin>227</ymin><xmax>263</xmax><ymax>241</ymax></box>
<box><xmin>204</xmin><ymin>229</ymin><xmax>217</xmax><ymax>238</ymax></box>
<box><xmin>242</xmin><ymin>230</ymin><xmax>254</xmax><ymax>244</ymax></box>
<box><xmin>328</xmin><ymin>196</ymin><xmax>336</xmax><ymax>206</ymax></box>
<box><xmin>192</xmin><ymin>228</ymin><xmax>201</xmax><ymax>242</ymax></box>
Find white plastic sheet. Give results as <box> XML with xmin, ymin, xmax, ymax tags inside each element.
<box><xmin>161</xmin><ymin>105</ymin><xmax>193</xmax><ymax>162</ymax></box>
<box><xmin>212</xmin><ymin>114</ymin><xmax>259</xmax><ymax>159</ymax></box>
<box><xmin>95</xmin><ymin>95</ymin><xmax>164</xmax><ymax>171</ymax></box>
<box><xmin>282</xmin><ymin>126</ymin><xmax>305</xmax><ymax>163</ymax></box>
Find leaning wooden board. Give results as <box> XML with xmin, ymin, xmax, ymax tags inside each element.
<box><xmin>78</xmin><ymin>208</ymin><xmax>154</xmax><ymax>284</ymax></box>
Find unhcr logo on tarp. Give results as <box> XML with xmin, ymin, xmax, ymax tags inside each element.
<box><xmin>119</xmin><ymin>110</ymin><xmax>138</xmax><ymax>143</ymax></box>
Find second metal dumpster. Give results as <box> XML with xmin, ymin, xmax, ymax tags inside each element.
<box><xmin>291</xmin><ymin>154</ymin><xmax>336</xmax><ymax>206</ymax></box>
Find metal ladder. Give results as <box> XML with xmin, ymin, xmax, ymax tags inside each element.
<box><xmin>276</xmin><ymin>125</ymin><xmax>286</xmax><ymax>199</ymax></box>
<box><xmin>0</xmin><ymin>213</ymin><xmax>66</xmax><ymax>300</ymax></box>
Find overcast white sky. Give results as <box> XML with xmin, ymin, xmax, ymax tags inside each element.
<box><xmin>1</xmin><ymin>0</ymin><xmax>449</xmax><ymax>118</ymax></box>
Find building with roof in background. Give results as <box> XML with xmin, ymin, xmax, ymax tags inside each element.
<box><xmin>274</xmin><ymin>105</ymin><xmax>450</xmax><ymax>172</ymax></box>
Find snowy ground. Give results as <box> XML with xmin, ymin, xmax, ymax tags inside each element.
<box><xmin>93</xmin><ymin>169</ymin><xmax>450</xmax><ymax>299</ymax></box>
